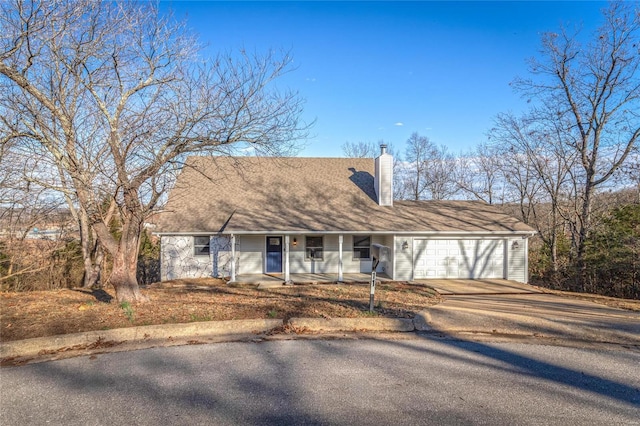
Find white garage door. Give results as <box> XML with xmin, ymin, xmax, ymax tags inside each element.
<box><xmin>413</xmin><ymin>239</ymin><xmax>505</xmax><ymax>279</ymax></box>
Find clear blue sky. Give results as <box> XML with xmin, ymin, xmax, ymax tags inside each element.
<box><xmin>160</xmin><ymin>1</ymin><xmax>606</xmax><ymax>158</ymax></box>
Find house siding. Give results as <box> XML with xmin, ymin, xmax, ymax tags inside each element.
<box><xmin>383</xmin><ymin>235</ymin><xmax>395</xmax><ymax>278</ymax></box>
<box><xmin>238</xmin><ymin>235</ymin><xmax>264</xmax><ymax>274</ymax></box>
<box><xmin>160</xmin><ymin>233</ymin><xmax>529</xmax><ymax>284</ymax></box>
<box><xmin>507</xmin><ymin>237</ymin><xmax>527</xmax><ymax>283</ymax></box>
<box><xmin>161</xmin><ymin>235</ymin><xmax>212</xmax><ymax>280</ymax></box>
<box><xmin>394</xmin><ymin>235</ymin><xmax>414</xmax><ymax>281</ymax></box>
<box><xmin>289</xmin><ymin>234</ymin><xmax>339</xmax><ymax>274</ymax></box>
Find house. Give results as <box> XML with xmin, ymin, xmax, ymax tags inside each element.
<box><xmin>155</xmin><ymin>146</ymin><xmax>536</xmax><ymax>283</ymax></box>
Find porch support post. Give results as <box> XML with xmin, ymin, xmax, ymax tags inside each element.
<box><xmin>338</xmin><ymin>234</ymin><xmax>344</xmax><ymax>282</ymax></box>
<box><xmin>284</xmin><ymin>235</ymin><xmax>291</xmax><ymax>283</ymax></box>
<box><xmin>230</xmin><ymin>234</ymin><xmax>236</xmax><ymax>282</ymax></box>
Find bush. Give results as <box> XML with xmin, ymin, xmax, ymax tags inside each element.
<box><xmin>531</xmin><ymin>203</ymin><xmax>640</xmax><ymax>300</ymax></box>
<box><xmin>137</xmin><ymin>229</ymin><xmax>160</xmax><ymax>285</ymax></box>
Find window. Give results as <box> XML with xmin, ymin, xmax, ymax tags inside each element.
<box><xmin>305</xmin><ymin>236</ymin><xmax>324</xmax><ymax>260</ymax></box>
<box><xmin>353</xmin><ymin>235</ymin><xmax>371</xmax><ymax>260</ymax></box>
<box><xmin>194</xmin><ymin>236</ymin><xmax>210</xmax><ymax>256</ymax></box>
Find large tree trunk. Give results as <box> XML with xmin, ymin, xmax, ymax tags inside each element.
<box><xmin>110</xmin><ymin>235</ymin><xmax>149</xmax><ymax>303</ymax></box>
<box><xmin>87</xmin><ymin>193</ymin><xmax>148</xmax><ymax>303</ymax></box>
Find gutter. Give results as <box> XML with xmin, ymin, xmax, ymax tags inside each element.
<box><xmin>154</xmin><ymin>230</ymin><xmax>537</xmax><ymax>237</ymax></box>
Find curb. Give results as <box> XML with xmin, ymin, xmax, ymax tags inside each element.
<box><xmin>0</xmin><ymin>319</ymin><xmax>283</xmax><ymax>359</ymax></box>
<box><xmin>290</xmin><ymin>317</ymin><xmax>417</xmax><ymax>332</ymax></box>
<box><xmin>1</xmin><ymin>315</ymin><xmax>435</xmax><ymax>361</ymax></box>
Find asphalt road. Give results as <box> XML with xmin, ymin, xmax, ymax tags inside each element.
<box><xmin>1</xmin><ymin>336</ymin><xmax>639</xmax><ymax>425</ymax></box>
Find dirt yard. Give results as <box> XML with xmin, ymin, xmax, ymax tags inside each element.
<box><xmin>0</xmin><ymin>279</ymin><xmax>442</xmax><ymax>342</ymax></box>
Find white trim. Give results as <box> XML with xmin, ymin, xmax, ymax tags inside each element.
<box><xmin>284</xmin><ymin>235</ymin><xmax>290</xmax><ymax>282</ymax></box>
<box><xmin>524</xmin><ymin>237</ymin><xmax>529</xmax><ymax>284</ymax></box>
<box><xmin>265</xmin><ymin>235</ymin><xmax>284</xmax><ymax>274</ymax></box>
<box><xmin>160</xmin><ymin>236</ymin><xmax>164</xmax><ymax>281</ymax></box>
<box><xmin>503</xmin><ymin>239</ymin><xmax>508</xmax><ymax>280</ymax></box>
<box><xmin>410</xmin><ymin>236</ymin><xmax>415</xmax><ymax>281</ymax></box>
<box><xmin>392</xmin><ymin>235</ymin><xmax>397</xmax><ymax>281</ymax></box>
<box><xmin>338</xmin><ymin>234</ymin><xmax>343</xmax><ymax>282</ymax></box>
<box><xmin>156</xmin><ymin>230</ymin><xmax>537</xmax><ymax>237</ymax></box>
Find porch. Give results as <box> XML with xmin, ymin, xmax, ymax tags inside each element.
<box><xmin>226</xmin><ymin>234</ymin><xmax>395</xmax><ymax>283</ymax></box>
<box><xmin>233</xmin><ymin>272</ymin><xmax>392</xmax><ymax>288</ymax></box>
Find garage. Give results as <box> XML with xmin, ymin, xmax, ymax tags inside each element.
<box><xmin>413</xmin><ymin>239</ymin><xmax>505</xmax><ymax>279</ymax></box>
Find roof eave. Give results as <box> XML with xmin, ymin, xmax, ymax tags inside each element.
<box><xmin>154</xmin><ymin>230</ymin><xmax>537</xmax><ymax>237</ymax></box>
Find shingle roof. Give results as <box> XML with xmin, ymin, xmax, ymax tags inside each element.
<box><xmin>155</xmin><ymin>156</ymin><xmax>535</xmax><ymax>234</ymax></box>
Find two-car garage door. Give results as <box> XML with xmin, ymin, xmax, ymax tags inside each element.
<box><xmin>413</xmin><ymin>239</ymin><xmax>505</xmax><ymax>279</ymax></box>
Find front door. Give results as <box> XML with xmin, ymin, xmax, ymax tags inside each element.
<box><xmin>266</xmin><ymin>236</ymin><xmax>283</xmax><ymax>273</ymax></box>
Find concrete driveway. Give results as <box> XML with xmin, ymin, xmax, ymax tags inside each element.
<box><xmin>419</xmin><ymin>279</ymin><xmax>541</xmax><ymax>295</ymax></box>
<box><xmin>417</xmin><ymin>279</ymin><xmax>640</xmax><ymax>345</ymax></box>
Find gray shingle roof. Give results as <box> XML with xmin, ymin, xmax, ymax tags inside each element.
<box><xmin>155</xmin><ymin>156</ymin><xmax>535</xmax><ymax>234</ymax></box>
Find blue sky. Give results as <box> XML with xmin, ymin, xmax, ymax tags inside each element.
<box><xmin>161</xmin><ymin>1</ymin><xmax>606</xmax><ymax>158</ymax></box>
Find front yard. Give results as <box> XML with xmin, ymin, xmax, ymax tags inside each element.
<box><xmin>0</xmin><ymin>279</ymin><xmax>442</xmax><ymax>342</ymax></box>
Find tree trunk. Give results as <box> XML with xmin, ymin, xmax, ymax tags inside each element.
<box><xmin>110</xmin><ymin>242</ymin><xmax>148</xmax><ymax>303</ymax></box>
<box><xmin>550</xmin><ymin>202</ymin><xmax>559</xmax><ymax>273</ymax></box>
<box><xmin>82</xmin><ymin>243</ymin><xmax>104</xmax><ymax>288</ymax></box>
<box><xmin>77</xmin><ymin>207</ymin><xmax>104</xmax><ymax>288</ymax></box>
<box><xmin>575</xmin><ymin>180</ymin><xmax>594</xmax><ymax>292</ymax></box>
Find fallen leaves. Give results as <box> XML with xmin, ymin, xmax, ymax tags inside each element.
<box><xmin>0</xmin><ymin>279</ymin><xmax>442</xmax><ymax>342</ymax></box>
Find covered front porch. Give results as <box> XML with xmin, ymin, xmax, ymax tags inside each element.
<box><xmin>232</xmin><ymin>272</ymin><xmax>392</xmax><ymax>287</ymax></box>
<box><xmin>225</xmin><ymin>234</ymin><xmax>395</xmax><ymax>282</ymax></box>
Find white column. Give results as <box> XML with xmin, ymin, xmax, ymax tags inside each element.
<box><xmin>230</xmin><ymin>234</ymin><xmax>236</xmax><ymax>282</ymax></box>
<box><xmin>284</xmin><ymin>235</ymin><xmax>291</xmax><ymax>283</ymax></box>
<box><xmin>338</xmin><ymin>234</ymin><xmax>344</xmax><ymax>282</ymax></box>
<box><xmin>524</xmin><ymin>237</ymin><xmax>529</xmax><ymax>284</ymax></box>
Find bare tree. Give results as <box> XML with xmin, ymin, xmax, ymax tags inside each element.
<box><xmin>490</xmin><ymin>112</ymin><xmax>578</xmax><ymax>272</ymax></box>
<box><xmin>0</xmin><ymin>0</ymin><xmax>307</xmax><ymax>302</ymax></box>
<box><xmin>425</xmin><ymin>144</ymin><xmax>457</xmax><ymax>200</ymax></box>
<box><xmin>403</xmin><ymin>133</ymin><xmax>431</xmax><ymax>200</ymax></box>
<box><xmin>402</xmin><ymin>132</ymin><xmax>456</xmax><ymax>200</ymax></box>
<box><xmin>341</xmin><ymin>141</ymin><xmax>379</xmax><ymax>158</ymax></box>
<box><xmin>619</xmin><ymin>148</ymin><xmax>640</xmax><ymax>203</ymax></box>
<box><xmin>512</xmin><ymin>2</ymin><xmax>640</xmax><ymax>284</ymax></box>
<box><xmin>456</xmin><ymin>142</ymin><xmax>503</xmax><ymax>205</ymax></box>
<box><xmin>0</xmin><ymin>145</ymin><xmax>73</xmax><ymax>287</ymax></box>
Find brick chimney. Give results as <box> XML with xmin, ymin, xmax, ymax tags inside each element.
<box><xmin>374</xmin><ymin>144</ymin><xmax>393</xmax><ymax>206</ymax></box>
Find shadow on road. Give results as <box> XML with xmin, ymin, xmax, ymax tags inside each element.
<box><xmin>4</xmin><ymin>332</ymin><xmax>639</xmax><ymax>424</ymax></box>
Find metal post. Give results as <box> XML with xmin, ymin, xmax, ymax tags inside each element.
<box><xmin>369</xmin><ymin>257</ymin><xmax>379</xmax><ymax>312</ymax></box>
<box><xmin>230</xmin><ymin>234</ymin><xmax>236</xmax><ymax>282</ymax></box>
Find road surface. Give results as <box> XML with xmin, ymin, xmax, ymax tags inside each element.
<box><xmin>1</xmin><ymin>336</ymin><xmax>639</xmax><ymax>425</ymax></box>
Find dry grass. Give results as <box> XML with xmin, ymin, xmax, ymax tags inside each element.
<box><xmin>535</xmin><ymin>286</ymin><xmax>640</xmax><ymax>312</ymax></box>
<box><xmin>0</xmin><ymin>278</ymin><xmax>442</xmax><ymax>342</ymax></box>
